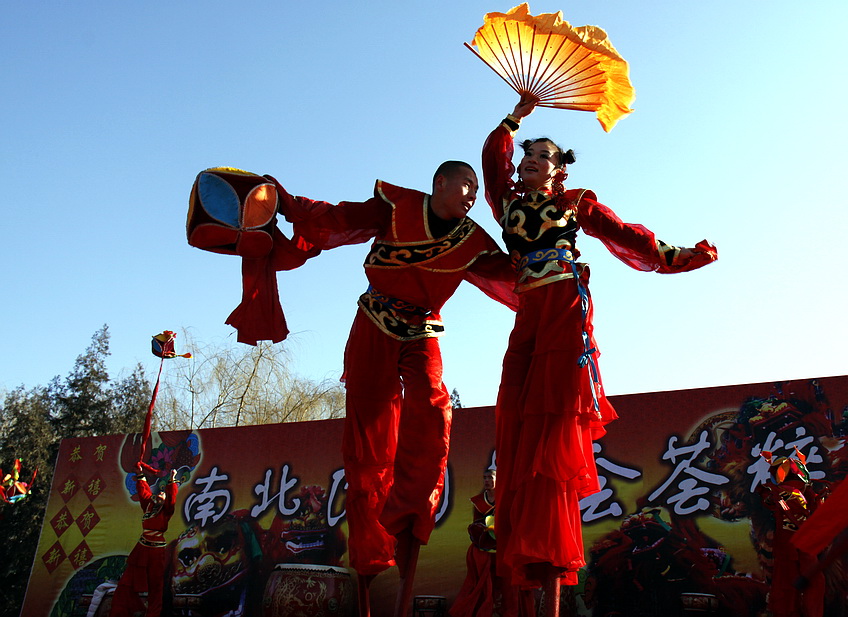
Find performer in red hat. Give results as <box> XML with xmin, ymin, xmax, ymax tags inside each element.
<box><xmin>481</xmin><ymin>94</ymin><xmax>717</xmax><ymax>616</ymax></box>
<box><xmin>110</xmin><ymin>464</ymin><xmax>181</xmax><ymax>617</ymax></box>
<box><xmin>277</xmin><ymin>161</ymin><xmax>518</xmax><ymax>616</ymax></box>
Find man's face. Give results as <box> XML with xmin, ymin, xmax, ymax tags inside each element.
<box><xmin>432</xmin><ymin>168</ymin><xmax>478</xmax><ymax>221</ymax></box>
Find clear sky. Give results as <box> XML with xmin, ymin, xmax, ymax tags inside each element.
<box><xmin>2</xmin><ymin>1</ymin><xmax>846</xmax><ymax>408</ymax></box>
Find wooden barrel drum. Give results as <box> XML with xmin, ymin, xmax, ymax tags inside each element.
<box><xmin>263</xmin><ymin>563</ymin><xmax>354</xmax><ymax>617</ymax></box>
<box><xmin>413</xmin><ymin>595</ymin><xmax>446</xmax><ymax>617</ymax></box>
<box><xmin>681</xmin><ymin>592</ymin><xmax>719</xmax><ymax>614</ymax></box>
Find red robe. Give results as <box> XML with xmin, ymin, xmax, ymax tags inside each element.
<box><xmin>110</xmin><ymin>477</ymin><xmax>179</xmax><ymax>617</ymax></box>
<box><xmin>280</xmin><ymin>181</ymin><xmax>517</xmax><ymax>576</ymax></box>
<box><xmin>451</xmin><ymin>491</ymin><xmax>499</xmax><ymax>617</ymax></box>
<box><xmin>482</xmin><ymin>117</ymin><xmax>717</xmax><ymax>588</ymax></box>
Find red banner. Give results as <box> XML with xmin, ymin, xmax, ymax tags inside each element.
<box><xmin>22</xmin><ymin>375</ymin><xmax>848</xmax><ymax>616</ymax></box>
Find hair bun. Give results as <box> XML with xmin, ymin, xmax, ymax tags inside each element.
<box><xmin>519</xmin><ymin>138</ymin><xmax>576</xmax><ymax>167</ymax></box>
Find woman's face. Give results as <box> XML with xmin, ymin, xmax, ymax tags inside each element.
<box><xmin>518</xmin><ymin>140</ymin><xmax>560</xmax><ymax>190</ymax></box>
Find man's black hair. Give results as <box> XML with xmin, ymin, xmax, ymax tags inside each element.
<box><xmin>432</xmin><ymin>160</ymin><xmax>475</xmax><ymax>187</ymax></box>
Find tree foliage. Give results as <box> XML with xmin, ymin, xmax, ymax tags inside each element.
<box><xmin>154</xmin><ymin>333</ymin><xmax>345</xmax><ymax>430</ymax></box>
<box><xmin>0</xmin><ymin>325</ymin><xmax>150</xmax><ymax>617</ymax></box>
<box><xmin>0</xmin><ymin>326</ymin><xmax>345</xmax><ymax>617</ymax></box>
<box><xmin>451</xmin><ymin>387</ymin><xmax>463</xmax><ymax>410</ymax></box>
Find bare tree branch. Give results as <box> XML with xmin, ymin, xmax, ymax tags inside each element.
<box><xmin>156</xmin><ymin>331</ymin><xmax>345</xmax><ymax>430</ymax></box>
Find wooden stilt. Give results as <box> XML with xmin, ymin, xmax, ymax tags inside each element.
<box><xmin>357</xmin><ymin>573</ymin><xmax>375</xmax><ymax>617</ymax></box>
<box><xmin>394</xmin><ymin>529</ymin><xmax>422</xmax><ymax>617</ymax></box>
<box><xmin>517</xmin><ymin>588</ymin><xmax>535</xmax><ymax>617</ymax></box>
<box><xmin>543</xmin><ymin>569</ymin><xmax>560</xmax><ymax>617</ymax></box>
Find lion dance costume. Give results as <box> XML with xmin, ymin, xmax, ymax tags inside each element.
<box><xmin>757</xmin><ymin>449</ymin><xmax>828</xmax><ymax>617</ymax></box>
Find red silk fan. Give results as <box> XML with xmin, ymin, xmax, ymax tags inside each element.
<box><xmin>466</xmin><ymin>3</ymin><xmax>635</xmax><ymax>131</ymax></box>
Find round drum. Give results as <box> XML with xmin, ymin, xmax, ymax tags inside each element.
<box><xmin>413</xmin><ymin>595</ymin><xmax>446</xmax><ymax>617</ymax></box>
<box><xmin>86</xmin><ymin>586</ymin><xmax>116</xmax><ymax>617</ymax></box>
<box><xmin>681</xmin><ymin>592</ymin><xmax>719</xmax><ymax>614</ymax></box>
<box><xmin>263</xmin><ymin>563</ymin><xmax>354</xmax><ymax>617</ymax></box>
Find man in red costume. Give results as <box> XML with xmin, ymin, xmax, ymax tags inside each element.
<box><xmin>110</xmin><ymin>464</ymin><xmax>180</xmax><ymax>617</ymax></box>
<box><xmin>451</xmin><ymin>468</ymin><xmax>523</xmax><ymax>617</ymax></box>
<box><xmin>277</xmin><ymin>161</ymin><xmax>518</xmax><ymax>615</ymax></box>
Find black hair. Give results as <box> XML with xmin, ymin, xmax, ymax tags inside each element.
<box><xmin>432</xmin><ymin>160</ymin><xmax>475</xmax><ymax>186</ymax></box>
<box><xmin>520</xmin><ymin>138</ymin><xmax>576</xmax><ymax>167</ymax></box>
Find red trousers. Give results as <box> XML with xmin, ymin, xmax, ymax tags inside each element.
<box><xmin>496</xmin><ymin>278</ymin><xmax>616</xmax><ymax>588</ymax></box>
<box><xmin>342</xmin><ymin>311</ymin><xmax>452</xmax><ymax>575</ymax></box>
<box><xmin>109</xmin><ymin>543</ymin><xmax>167</xmax><ymax>617</ymax></box>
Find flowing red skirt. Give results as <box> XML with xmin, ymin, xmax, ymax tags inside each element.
<box><xmin>495</xmin><ymin>275</ymin><xmax>617</xmax><ymax>588</ymax></box>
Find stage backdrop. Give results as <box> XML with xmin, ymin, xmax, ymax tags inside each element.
<box><xmin>21</xmin><ymin>375</ymin><xmax>848</xmax><ymax>617</ymax></box>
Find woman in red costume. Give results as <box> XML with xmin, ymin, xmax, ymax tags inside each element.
<box><xmin>481</xmin><ymin>94</ymin><xmax>717</xmax><ymax>615</ymax></box>
<box><xmin>110</xmin><ymin>465</ymin><xmax>180</xmax><ymax>617</ymax></box>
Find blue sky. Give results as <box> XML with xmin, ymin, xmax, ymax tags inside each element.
<box><xmin>2</xmin><ymin>1</ymin><xmax>846</xmax><ymax>408</ymax></box>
